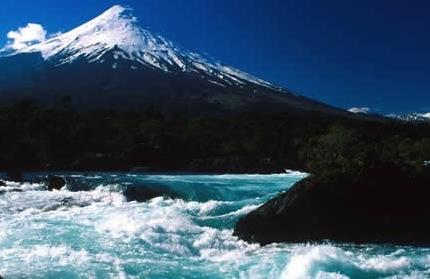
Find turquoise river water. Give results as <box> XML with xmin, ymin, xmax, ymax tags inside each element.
<box><xmin>0</xmin><ymin>172</ymin><xmax>429</xmax><ymax>278</ymax></box>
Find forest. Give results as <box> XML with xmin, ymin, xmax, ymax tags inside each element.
<box><xmin>1</xmin><ymin>99</ymin><xmax>429</xmax><ymax>174</ymax></box>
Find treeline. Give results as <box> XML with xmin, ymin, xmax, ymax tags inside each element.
<box><xmin>0</xmin><ymin>99</ymin><xmax>429</xmax><ymax>173</ymax></box>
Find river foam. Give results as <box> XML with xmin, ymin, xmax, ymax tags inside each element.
<box><xmin>0</xmin><ymin>172</ymin><xmax>429</xmax><ymax>278</ymax></box>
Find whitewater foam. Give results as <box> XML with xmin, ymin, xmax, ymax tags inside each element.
<box><xmin>1</xmin><ymin>173</ymin><xmax>429</xmax><ymax>278</ymax></box>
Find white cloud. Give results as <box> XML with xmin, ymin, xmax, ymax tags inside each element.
<box><xmin>5</xmin><ymin>23</ymin><xmax>47</xmax><ymax>50</ymax></box>
<box><xmin>348</xmin><ymin>107</ymin><xmax>371</xmax><ymax>114</ymax></box>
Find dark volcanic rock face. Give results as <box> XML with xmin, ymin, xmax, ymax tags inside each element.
<box><xmin>234</xmin><ymin>166</ymin><xmax>430</xmax><ymax>246</ymax></box>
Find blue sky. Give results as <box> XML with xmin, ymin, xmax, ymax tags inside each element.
<box><xmin>1</xmin><ymin>0</ymin><xmax>429</xmax><ymax>114</ymax></box>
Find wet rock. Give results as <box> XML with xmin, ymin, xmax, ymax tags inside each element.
<box><xmin>65</xmin><ymin>178</ymin><xmax>94</xmax><ymax>192</ymax></box>
<box><xmin>234</xmin><ymin>165</ymin><xmax>430</xmax><ymax>246</ymax></box>
<box><xmin>0</xmin><ymin>180</ymin><xmax>6</xmax><ymax>187</ymax></box>
<box><xmin>124</xmin><ymin>184</ymin><xmax>178</xmax><ymax>202</ymax></box>
<box><xmin>46</xmin><ymin>175</ymin><xmax>66</xmax><ymax>191</ymax></box>
<box><xmin>6</xmin><ymin>169</ymin><xmax>23</xmax><ymax>182</ymax></box>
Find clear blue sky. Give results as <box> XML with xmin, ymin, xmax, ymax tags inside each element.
<box><xmin>1</xmin><ymin>0</ymin><xmax>429</xmax><ymax>114</ymax></box>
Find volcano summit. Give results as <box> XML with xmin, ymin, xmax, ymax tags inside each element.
<box><xmin>0</xmin><ymin>5</ymin><xmax>346</xmax><ymax>115</ymax></box>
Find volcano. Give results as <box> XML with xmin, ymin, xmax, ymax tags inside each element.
<box><xmin>0</xmin><ymin>5</ymin><xmax>350</xmax><ymax>116</ymax></box>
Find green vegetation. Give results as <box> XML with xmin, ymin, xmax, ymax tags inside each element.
<box><xmin>1</xmin><ymin>100</ymin><xmax>429</xmax><ymax>173</ymax></box>
<box><xmin>303</xmin><ymin>124</ymin><xmax>430</xmax><ymax>177</ymax></box>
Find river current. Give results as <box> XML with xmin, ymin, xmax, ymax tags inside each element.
<box><xmin>0</xmin><ymin>172</ymin><xmax>429</xmax><ymax>278</ymax></box>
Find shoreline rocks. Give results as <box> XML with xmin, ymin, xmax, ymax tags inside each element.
<box><xmin>234</xmin><ymin>165</ymin><xmax>430</xmax><ymax>246</ymax></box>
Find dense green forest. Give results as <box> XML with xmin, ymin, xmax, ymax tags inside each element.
<box><xmin>1</xmin><ymin>99</ymin><xmax>429</xmax><ymax>173</ymax></box>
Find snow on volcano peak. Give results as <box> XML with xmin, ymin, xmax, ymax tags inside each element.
<box><xmin>23</xmin><ymin>5</ymin><xmax>159</xmax><ymax>62</ymax></box>
<box><xmin>6</xmin><ymin>5</ymin><xmax>279</xmax><ymax>89</ymax></box>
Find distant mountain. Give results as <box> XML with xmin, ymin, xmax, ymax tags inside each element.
<box><xmin>386</xmin><ymin>113</ymin><xmax>430</xmax><ymax>122</ymax></box>
<box><xmin>0</xmin><ymin>5</ymin><xmax>357</xmax><ymax>116</ymax></box>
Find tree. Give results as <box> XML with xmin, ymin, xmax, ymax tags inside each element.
<box><xmin>303</xmin><ymin>124</ymin><xmax>372</xmax><ymax>176</ymax></box>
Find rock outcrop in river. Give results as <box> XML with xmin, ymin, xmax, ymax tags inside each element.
<box><xmin>234</xmin><ymin>165</ymin><xmax>430</xmax><ymax>246</ymax></box>
<box><xmin>124</xmin><ymin>184</ymin><xmax>179</xmax><ymax>202</ymax></box>
<box><xmin>46</xmin><ymin>175</ymin><xmax>67</xmax><ymax>191</ymax></box>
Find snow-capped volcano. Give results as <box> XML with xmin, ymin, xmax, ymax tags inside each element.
<box><xmin>11</xmin><ymin>5</ymin><xmax>275</xmax><ymax>89</ymax></box>
<box><xmin>0</xmin><ymin>5</ymin><xmax>350</xmax><ymax>115</ymax></box>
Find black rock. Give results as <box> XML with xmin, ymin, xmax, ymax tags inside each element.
<box><xmin>46</xmin><ymin>176</ymin><xmax>66</xmax><ymax>191</ymax></box>
<box><xmin>6</xmin><ymin>169</ymin><xmax>23</xmax><ymax>182</ymax></box>
<box><xmin>0</xmin><ymin>180</ymin><xmax>5</xmax><ymax>187</ymax></box>
<box><xmin>124</xmin><ymin>184</ymin><xmax>178</xmax><ymax>202</ymax></box>
<box><xmin>64</xmin><ymin>177</ymin><xmax>94</xmax><ymax>192</ymax></box>
<box><xmin>234</xmin><ymin>165</ymin><xmax>430</xmax><ymax>246</ymax></box>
